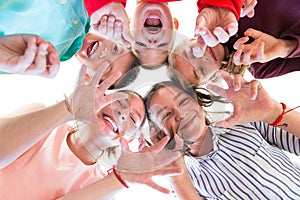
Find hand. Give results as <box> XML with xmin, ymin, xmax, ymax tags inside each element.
<box><xmin>206</xmin><ymin>70</ymin><xmax>279</xmax><ymax>127</ymax></box>
<box><xmin>241</xmin><ymin>0</ymin><xmax>257</xmax><ymax>18</ymax></box>
<box><xmin>116</xmin><ymin>136</ymin><xmax>183</xmax><ymax>194</ymax></box>
<box><xmin>0</xmin><ymin>34</ymin><xmax>60</xmax><ymax>78</ymax></box>
<box><xmin>195</xmin><ymin>7</ymin><xmax>238</xmax><ymax>47</ymax></box>
<box><xmin>68</xmin><ymin>64</ymin><xmax>128</xmax><ymax>128</ymax></box>
<box><xmin>117</xmin><ymin>136</ymin><xmax>181</xmax><ymax>173</ymax></box>
<box><xmin>90</xmin><ymin>2</ymin><xmax>133</xmax><ymax>47</ymax></box>
<box><xmin>233</xmin><ymin>28</ymin><xmax>298</xmax><ymax>65</ymax></box>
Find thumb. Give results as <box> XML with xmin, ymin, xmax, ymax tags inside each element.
<box><xmin>120</xmin><ymin>137</ymin><xmax>130</xmax><ymax>152</ymax></box>
<box><xmin>244</xmin><ymin>28</ymin><xmax>260</xmax><ymax>39</ymax></box>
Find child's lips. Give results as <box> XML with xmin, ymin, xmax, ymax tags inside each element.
<box><xmin>86</xmin><ymin>41</ymin><xmax>99</xmax><ymax>57</ymax></box>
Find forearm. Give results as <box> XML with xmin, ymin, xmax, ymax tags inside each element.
<box><xmin>58</xmin><ymin>173</ymin><xmax>124</xmax><ymax>200</ymax></box>
<box><xmin>265</xmin><ymin>101</ymin><xmax>300</xmax><ymax>139</ymax></box>
<box><xmin>278</xmin><ymin>38</ymin><xmax>298</xmax><ymax>58</ymax></box>
<box><xmin>0</xmin><ymin>100</ymin><xmax>72</xmax><ymax>169</ymax></box>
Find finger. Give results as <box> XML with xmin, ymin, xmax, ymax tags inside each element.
<box><xmin>97</xmin><ymin>92</ymin><xmax>128</xmax><ymax>109</ymax></box>
<box><xmin>226</xmin><ymin>22</ymin><xmax>238</xmax><ymax>37</ymax></box>
<box><xmin>241</xmin><ymin>0</ymin><xmax>257</xmax><ymax>18</ymax></box>
<box><xmin>97</xmin><ymin>15</ymin><xmax>109</xmax><ymax>35</ymax></box>
<box><xmin>120</xmin><ymin>137</ymin><xmax>130</xmax><ymax>152</ymax></box>
<box><xmin>89</xmin><ymin>62</ymin><xmax>110</xmax><ymax>86</ymax></box>
<box><xmin>153</xmin><ymin>167</ymin><xmax>183</xmax><ymax>177</ymax></box>
<box><xmin>32</xmin><ymin>43</ymin><xmax>48</xmax><ymax>74</ymax></box>
<box><xmin>233</xmin><ymin>37</ymin><xmax>250</xmax><ymax>50</ymax></box>
<box><xmin>19</xmin><ymin>36</ymin><xmax>37</xmax><ymax>67</ymax></box>
<box><xmin>113</xmin><ymin>20</ymin><xmax>122</xmax><ymax>40</ymax></box>
<box><xmin>214</xmin><ymin>27</ymin><xmax>230</xmax><ymax>43</ymax></box>
<box><xmin>233</xmin><ymin>74</ymin><xmax>243</xmax><ymax>91</ymax></box>
<box><xmin>146</xmin><ymin>180</ymin><xmax>170</xmax><ymax>194</ymax></box>
<box><xmin>45</xmin><ymin>53</ymin><xmax>60</xmax><ymax>78</ymax></box>
<box><xmin>194</xmin><ymin>15</ymin><xmax>206</xmax><ymax>35</ymax></box>
<box><xmin>193</xmin><ymin>38</ymin><xmax>206</xmax><ymax>58</ymax></box>
<box><xmin>241</xmin><ymin>48</ymin><xmax>253</xmax><ymax>65</ymax></box>
<box><xmin>106</xmin><ymin>15</ymin><xmax>116</xmax><ymax>39</ymax></box>
<box><xmin>233</xmin><ymin>48</ymin><xmax>243</xmax><ymax>65</ymax></box>
<box><xmin>218</xmin><ymin>70</ymin><xmax>235</xmax><ymax>87</ymax></box>
<box><xmin>250</xmin><ymin>80</ymin><xmax>261</xmax><ymax>100</ymax></box>
<box><xmin>206</xmin><ymin>84</ymin><xmax>226</xmax><ymax>97</ymax></box>
<box><xmin>97</xmin><ymin>71</ymin><xmax>122</xmax><ymax>92</ymax></box>
<box><xmin>77</xmin><ymin>65</ymin><xmax>88</xmax><ymax>87</ymax></box>
<box><xmin>122</xmin><ymin>22</ymin><xmax>134</xmax><ymax>47</ymax></box>
<box><xmin>148</xmin><ymin>136</ymin><xmax>170</xmax><ymax>153</ymax></box>
<box><xmin>199</xmin><ymin>28</ymin><xmax>219</xmax><ymax>47</ymax></box>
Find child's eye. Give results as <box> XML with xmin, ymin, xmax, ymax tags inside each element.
<box><xmin>162</xmin><ymin>112</ymin><xmax>171</xmax><ymax>121</ymax></box>
<box><xmin>179</xmin><ymin>98</ymin><xmax>189</xmax><ymax>106</ymax></box>
<box><xmin>113</xmin><ymin>45</ymin><xmax>118</xmax><ymax>55</ymax></box>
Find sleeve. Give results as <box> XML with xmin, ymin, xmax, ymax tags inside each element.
<box><xmin>282</xmin><ymin>21</ymin><xmax>300</xmax><ymax>59</ymax></box>
<box><xmin>84</xmin><ymin>0</ymin><xmax>127</xmax><ymax>17</ymax></box>
<box><xmin>196</xmin><ymin>0</ymin><xmax>243</xmax><ymax>20</ymax></box>
<box><xmin>251</xmin><ymin>121</ymin><xmax>300</xmax><ymax>156</ymax></box>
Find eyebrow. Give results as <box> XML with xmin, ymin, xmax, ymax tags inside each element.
<box><xmin>157</xmin><ymin>43</ymin><xmax>168</xmax><ymax>48</ymax></box>
<box><xmin>155</xmin><ymin>91</ymin><xmax>184</xmax><ymax>119</ymax></box>
<box><xmin>183</xmin><ymin>50</ymin><xmax>189</xmax><ymax>59</ymax></box>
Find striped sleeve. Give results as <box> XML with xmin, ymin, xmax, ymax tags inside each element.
<box><xmin>251</xmin><ymin>121</ymin><xmax>300</xmax><ymax>156</ymax></box>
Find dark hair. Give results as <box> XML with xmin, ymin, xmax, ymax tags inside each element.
<box><xmin>99</xmin><ymin>52</ymin><xmax>141</xmax><ymax>90</ymax></box>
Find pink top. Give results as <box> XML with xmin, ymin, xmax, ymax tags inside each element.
<box><xmin>0</xmin><ymin>124</ymin><xmax>106</xmax><ymax>200</ymax></box>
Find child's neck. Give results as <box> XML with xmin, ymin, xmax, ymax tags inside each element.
<box><xmin>189</xmin><ymin>127</ymin><xmax>214</xmax><ymax>157</ymax></box>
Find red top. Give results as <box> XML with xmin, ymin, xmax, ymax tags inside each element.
<box><xmin>197</xmin><ymin>0</ymin><xmax>243</xmax><ymax>20</ymax></box>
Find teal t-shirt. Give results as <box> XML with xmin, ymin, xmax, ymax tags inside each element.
<box><xmin>0</xmin><ymin>0</ymin><xmax>90</xmax><ymax>62</ymax></box>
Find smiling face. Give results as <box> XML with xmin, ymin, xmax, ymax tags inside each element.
<box><xmin>131</xmin><ymin>2</ymin><xmax>175</xmax><ymax>66</ymax></box>
<box><xmin>148</xmin><ymin>85</ymin><xmax>206</xmax><ymax>143</ymax></box>
<box><xmin>98</xmin><ymin>92</ymin><xmax>146</xmax><ymax>146</ymax></box>
<box><xmin>170</xmin><ymin>39</ymin><xmax>225</xmax><ymax>86</ymax></box>
<box><xmin>76</xmin><ymin>33</ymin><xmax>135</xmax><ymax>85</ymax></box>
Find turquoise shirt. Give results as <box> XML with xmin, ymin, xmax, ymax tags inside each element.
<box><xmin>0</xmin><ymin>0</ymin><xmax>90</xmax><ymax>62</ymax></box>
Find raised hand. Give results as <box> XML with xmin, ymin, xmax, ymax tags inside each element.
<box><xmin>195</xmin><ymin>7</ymin><xmax>238</xmax><ymax>47</ymax></box>
<box><xmin>90</xmin><ymin>2</ymin><xmax>133</xmax><ymax>47</ymax></box>
<box><xmin>206</xmin><ymin>70</ymin><xmax>278</xmax><ymax>127</ymax></box>
<box><xmin>68</xmin><ymin>64</ymin><xmax>127</xmax><ymax>128</ymax></box>
<box><xmin>233</xmin><ymin>28</ymin><xmax>298</xmax><ymax>65</ymax></box>
<box><xmin>0</xmin><ymin>34</ymin><xmax>60</xmax><ymax>78</ymax></box>
<box><xmin>241</xmin><ymin>0</ymin><xmax>257</xmax><ymax>18</ymax></box>
<box><xmin>116</xmin><ymin>136</ymin><xmax>183</xmax><ymax>194</ymax></box>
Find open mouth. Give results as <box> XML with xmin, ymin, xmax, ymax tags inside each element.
<box><xmin>103</xmin><ymin>114</ymin><xmax>119</xmax><ymax>134</ymax></box>
<box><xmin>144</xmin><ymin>17</ymin><xmax>162</xmax><ymax>33</ymax></box>
<box><xmin>86</xmin><ymin>41</ymin><xmax>99</xmax><ymax>57</ymax></box>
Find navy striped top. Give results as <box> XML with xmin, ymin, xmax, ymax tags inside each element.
<box><xmin>185</xmin><ymin>122</ymin><xmax>300</xmax><ymax>199</ymax></box>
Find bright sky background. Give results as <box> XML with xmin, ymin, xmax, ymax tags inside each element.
<box><xmin>0</xmin><ymin>1</ymin><xmax>299</xmax><ymax>199</ymax></box>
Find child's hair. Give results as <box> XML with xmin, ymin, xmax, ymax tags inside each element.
<box><xmin>144</xmin><ymin>74</ymin><xmax>226</xmax><ymax>145</ymax></box>
<box><xmin>99</xmin><ymin>52</ymin><xmax>141</xmax><ymax>90</ymax></box>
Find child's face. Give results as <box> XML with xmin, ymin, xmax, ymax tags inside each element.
<box><xmin>170</xmin><ymin>39</ymin><xmax>225</xmax><ymax>86</ymax></box>
<box><xmin>76</xmin><ymin>33</ymin><xmax>134</xmax><ymax>84</ymax></box>
<box><xmin>148</xmin><ymin>85</ymin><xmax>206</xmax><ymax>143</ymax></box>
<box><xmin>131</xmin><ymin>2</ymin><xmax>175</xmax><ymax>67</ymax></box>
<box><xmin>98</xmin><ymin>92</ymin><xmax>145</xmax><ymax>146</ymax></box>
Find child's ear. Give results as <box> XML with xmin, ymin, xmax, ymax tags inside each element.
<box><xmin>173</xmin><ymin>17</ymin><xmax>179</xmax><ymax>30</ymax></box>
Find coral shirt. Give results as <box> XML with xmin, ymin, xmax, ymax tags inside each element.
<box><xmin>0</xmin><ymin>124</ymin><xmax>106</xmax><ymax>200</ymax></box>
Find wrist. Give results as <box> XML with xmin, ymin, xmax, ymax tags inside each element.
<box><xmin>278</xmin><ymin>39</ymin><xmax>298</xmax><ymax>58</ymax></box>
<box><xmin>265</xmin><ymin>101</ymin><xmax>283</xmax><ymax>124</ymax></box>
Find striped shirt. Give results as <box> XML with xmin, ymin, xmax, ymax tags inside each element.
<box><xmin>185</xmin><ymin>122</ymin><xmax>300</xmax><ymax>199</ymax></box>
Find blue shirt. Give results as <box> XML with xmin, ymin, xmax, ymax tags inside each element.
<box><xmin>0</xmin><ymin>0</ymin><xmax>89</xmax><ymax>62</ymax></box>
<box><xmin>186</xmin><ymin>122</ymin><xmax>300</xmax><ymax>199</ymax></box>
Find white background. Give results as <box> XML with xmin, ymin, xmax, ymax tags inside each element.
<box><xmin>0</xmin><ymin>1</ymin><xmax>299</xmax><ymax>199</ymax></box>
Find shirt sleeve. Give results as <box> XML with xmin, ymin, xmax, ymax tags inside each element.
<box><xmin>84</xmin><ymin>0</ymin><xmax>127</xmax><ymax>17</ymax></box>
<box><xmin>196</xmin><ymin>0</ymin><xmax>243</xmax><ymax>20</ymax></box>
<box><xmin>251</xmin><ymin>121</ymin><xmax>300</xmax><ymax>156</ymax></box>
